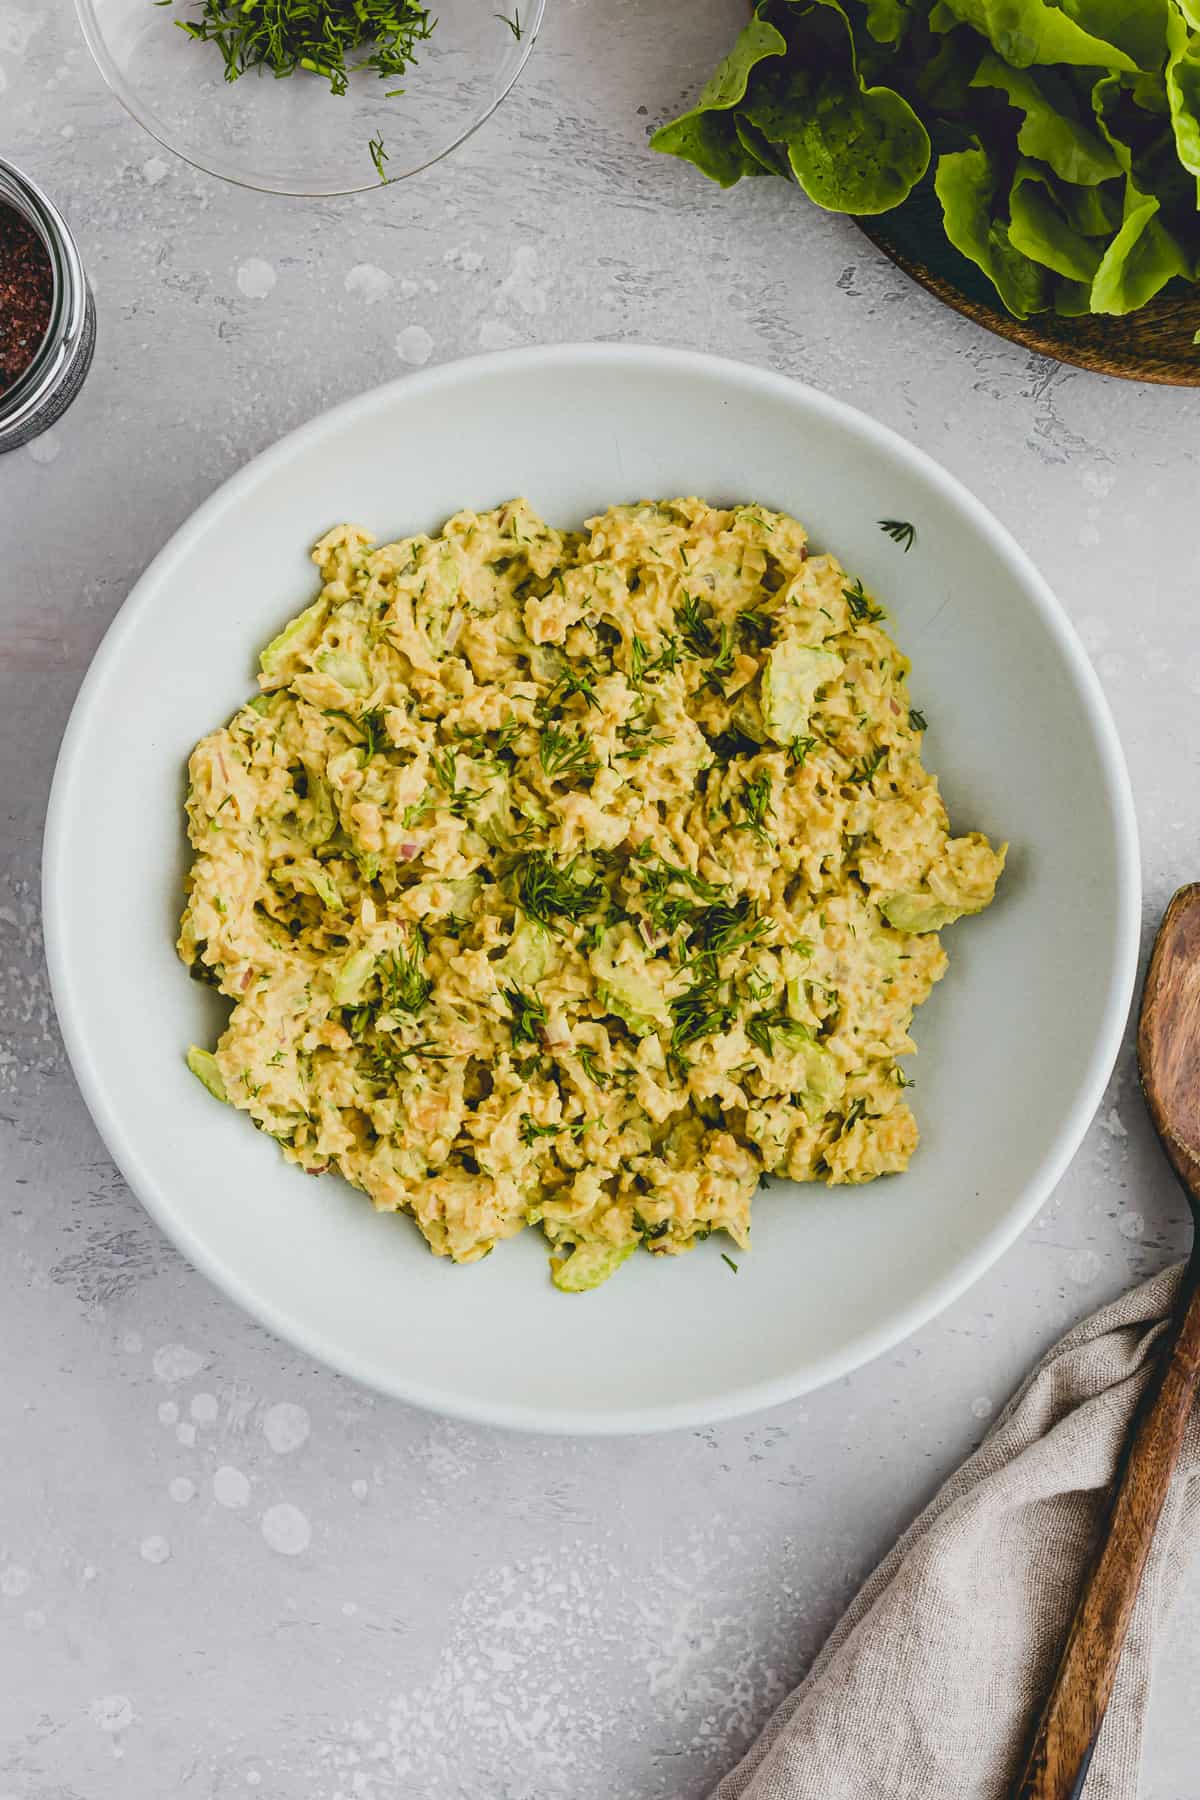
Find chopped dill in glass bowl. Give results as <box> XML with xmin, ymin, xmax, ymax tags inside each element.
<box><xmin>74</xmin><ymin>0</ymin><xmax>545</xmax><ymax>195</ymax></box>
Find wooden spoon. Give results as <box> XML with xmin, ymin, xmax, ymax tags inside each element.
<box><xmin>1012</xmin><ymin>884</ymin><xmax>1200</xmax><ymax>1800</ymax></box>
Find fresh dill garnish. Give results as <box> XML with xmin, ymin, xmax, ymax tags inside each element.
<box><xmin>362</xmin><ymin>1036</ymin><xmax>448</xmax><ymax>1077</ymax></box>
<box><xmin>879</xmin><ymin>518</ymin><xmax>916</xmax><ymax>552</ymax></box>
<box><xmin>165</xmin><ymin>1</ymin><xmax>437</xmax><ymax>102</ymax></box>
<box><xmin>615</xmin><ymin>711</ymin><xmax>673</xmax><ymax>760</ymax></box>
<box><xmin>720</xmin><ymin>1252</ymin><xmax>740</xmax><ymax>1274</ymax></box>
<box><xmin>908</xmin><ymin>707</ymin><xmax>927</xmax><ymax>732</ymax></box>
<box><xmin>634</xmin><ymin>1212</ymin><xmax>671</xmax><ymax>1242</ymax></box>
<box><xmin>356</xmin><ymin>708</ymin><xmax>389</xmax><ymax>758</ymax></box>
<box><xmin>849</xmin><ymin>747</ymin><xmax>888</xmax><ymax>786</ymax></box>
<box><xmin>492</xmin><ymin>715</ymin><xmax>523</xmax><ymax>754</ymax></box>
<box><xmin>380</xmin><ymin>934</ymin><xmax>431</xmax><ymax>1015</ymax></box>
<box><xmin>787</xmin><ymin>735</ymin><xmax>817</xmax><ymax>767</ymax></box>
<box><xmin>638</xmin><ymin>855</ymin><xmax>725</xmax><ymax>936</ymax></box>
<box><xmin>705</xmin><ymin>621</ymin><xmax>736</xmax><ymax>691</ymax></box>
<box><xmin>401</xmin><ymin>790</ymin><xmax>433</xmax><ymax>829</ymax></box>
<box><xmin>736</xmin><ymin>607</ymin><xmax>775</xmax><ymax>649</ymax></box>
<box><xmin>630</xmin><ymin>634</ymin><xmax>681</xmax><ymax>684</ymax></box>
<box><xmin>664</xmin><ymin>895</ymin><xmax>760</xmax><ymax>1060</ymax></box>
<box><xmin>653</xmin><ymin>635</ymin><xmax>682</xmax><ymax>675</ymax></box>
<box><xmin>540</xmin><ymin>665</ymin><xmax>600</xmax><ymax>716</ymax></box>
<box><xmin>520</xmin><ymin>1113</ymin><xmax>587</xmax><ymax>1145</ymax></box>
<box><xmin>840</xmin><ymin>1096</ymin><xmax>869</xmax><ymax>1135</ymax></box>
<box><xmin>576</xmin><ymin>1045</ymin><xmax>609</xmax><ymax>1087</ymax></box>
<box><xmin>369</xmin><ymin>132</ymin><xmax>390</xmax><ymax>184</ymax></box>
<box><xmin>539</xmin><ymin>724</ymin><xmax>598</xmax><ymax>783</ymax></box>
<box><xmin>511</xmin><ymin>851</ymin><xmax>604</xmax><ymax>928</ymax></box>
<box><xmin>495</xmin><ymin>6</ymin><xmax>523</xmax><ymax>37</ymax></box>
<box><xmin>675</xmin><ymin>594</ymin><xmax>716</xmax><ymax>659</ymax></box>
<box><xmin>642</xmin><ymin>887</ymin><xmax>700</xmax><ymax>937</ymax></box>
<box><xmin>669</xmin><ymin>960</ymin><xmax>735</xmax><ymax>1055</ymax></box>
<box><xmin>503</xmin><ymin>984</ymin><xmax>546</xmax><ymax>1045</ymax></box>
<box><xmin>430</xmin><ymin>746</ymin><xmax>459</xmax><ymax>796</ymax></box>
<box><xmin>616</xmin><ymin>736</ymin><xmax>673</xmax><ymax>761</ymax></box>
<box><xmin>519</xmin><ymin>1114</ymin><xmax>560</xmax><ymax>1144</ymax></box>
<box><xmin>686</xmin><ymin>895</ymin><xmax>769</xmax><ymax>960</ymax></box>
<box><xmin>734</xmin><ymin>771</ymin><xmax>774</xmax><ymax>844</ymax></box>
<box><xmin>844</xmin><ymin>579</ymin><xmax>886</xmax><ymax>625</ymax></box>
<box><xmin>430</xmin><ymin>745</ymin><xmax>489</xmax><ymax>815</ymax></box>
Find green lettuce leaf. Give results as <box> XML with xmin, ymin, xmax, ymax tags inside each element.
<box><xmin>936</xmin><ymin>144</ymin><xmax>1053</xmax><ymax>312</ymax></box>
<box><xmin>1058</xmin><ymin>0</ymin><xmax>1172</xmax><ymax>71</ymax></box>
<box><xmin>1091</xmin><ymin>177</ymin><xmax>1191</xmax><ymax>307</ymax></box>
<box><xmin>1009</xmin><ymin>159</ymin><xmax>1110</xmax><ymax>278</ymax></box>
<box><xmin>675</xmin><ymin>12</ymin><xmax>787</xmax><ymax>112</ymax></box>
<box><xmin>865</xmin><ymin>0</ymin><xmax>912</xmax><ymax>43</ymax></box>
<box><xmin>1094</xmin><ymin>60</ymin><xmax>1200</xmax><ymax>237</ymax></box>
<box><xmin>1166</xmin><ymin>2</ymin><xmax>1200</xmax><ymax>198</ymax></box>
<box><xmin>934</xmin><ymin>0</ymin><xmax>1140</xmax><ymax>69</ymax></box>
<box><xmin>741</xmin><ymin>0</ymin><xmax>931</xmax><ymax>213</ymax></box>
<box><xmin>650</xmin><ymin>15</ymin><xmax>787</xmax><ymax>187</ymax></box>
<box><xmin>1055</xmin><ymin>274</ymin><xmax>1103</xmax><ymax>308</ymax></box>
<box><xmin>972</xmin><ymin>56</ymin><xmax>1122</xmax><ymax>178</ymax></box>
<box><xmin>649</xmin><ymin>113</ymin><xmax>760</xmax><ymax>188</ymax></box>
<box><xmin>736</xmin><ymin>114</ymin><xmax>794</xmax><ymax>176</ymax></box>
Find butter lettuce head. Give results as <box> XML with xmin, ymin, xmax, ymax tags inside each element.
<box><xmin>653</xmin><ymin>0</ymin><xmax>1200</xmax><ymax>323</ymax></box>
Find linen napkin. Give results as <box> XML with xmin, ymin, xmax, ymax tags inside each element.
<box><xmin>715</xmin><ymin>1263</ymin><xmax>1200</xmax><ymax>1800</ymax></box>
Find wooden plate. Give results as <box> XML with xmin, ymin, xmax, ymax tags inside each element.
<box><xmin>858</xmin><ymin>185</ymin><xmax>1200</xmax><ymax>386</ymax></box>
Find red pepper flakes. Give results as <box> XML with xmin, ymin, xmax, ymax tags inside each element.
<box><xmin>0</xmin><ymin>202</ymin><xmax>53</xmax><ymax>397</ymax></box>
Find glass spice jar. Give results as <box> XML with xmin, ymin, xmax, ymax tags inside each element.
<box><xmin>0</xmin><ymin>157</ymin><xmax>95</xmax><ymax>455</ymax></box>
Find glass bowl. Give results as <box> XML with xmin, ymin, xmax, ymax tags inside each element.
<box><xmin>73</xmin><ymin>0</ymin><xmax>545</xmax><ymax>195</ymax></box>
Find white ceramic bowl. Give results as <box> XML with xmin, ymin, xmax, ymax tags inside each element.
<box><xmin>43</xmin><ymin>346</ymin><xmax>1139</xmax><ymax>1434</ymax></box>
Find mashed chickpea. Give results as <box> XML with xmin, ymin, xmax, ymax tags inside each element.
<box><xmin>180</xmin><ymin>499</ymin><xmax>1005</xmax><ymax>1290</ymax></box>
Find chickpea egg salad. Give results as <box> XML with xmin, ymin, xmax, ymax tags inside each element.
<box><xmin>179</xmin><ymin>499</ymin><xmax>1005</xmax><ymax>1293</ymax></box>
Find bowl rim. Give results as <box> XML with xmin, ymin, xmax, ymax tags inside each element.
<box><xmin>42</xmin><ymin>343</ymin><xmax>1142</xmax><ymax>1434</ymax></box>
<box><xmin>71</xmin><ymin>0</ymin><xmax>546</xmax><ymax>196</ymax></box>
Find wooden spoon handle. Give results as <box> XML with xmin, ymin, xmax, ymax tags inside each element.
<box><xmin>1011</xmin><ymin>1274</ymin><xmax>1200</xmax><ymax>1800</ymax></box>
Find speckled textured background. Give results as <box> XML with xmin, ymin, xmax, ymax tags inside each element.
<box><xmin>3</xmin><ymin>3</ymin><xmax>1199</xmax><ymax>1795</ymax></box>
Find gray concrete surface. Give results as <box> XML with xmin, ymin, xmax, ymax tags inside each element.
<box><xmin>2</xmin><ymin>1</ymin><xmax>1199</xmax><ymax>1794</ymax></box>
